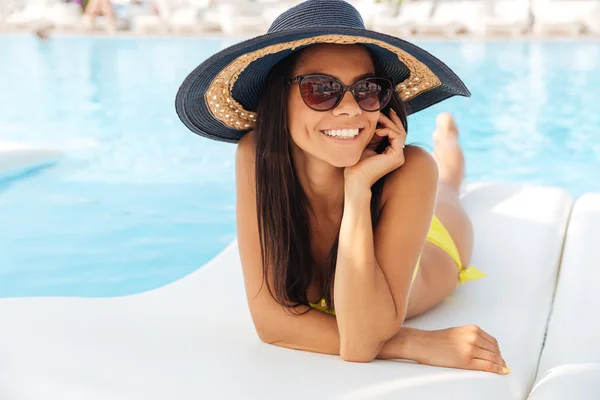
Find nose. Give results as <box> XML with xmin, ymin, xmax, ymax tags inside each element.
<box><xmin>332</xmin><ymin>89</ymin><xmax>362</xmax><ymax>117</ymax></box>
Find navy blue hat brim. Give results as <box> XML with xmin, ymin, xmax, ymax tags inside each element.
<box><xmin>176</xmin><ymin>26</ymin><xmax>470</xmax><ymax>143</ymax></box>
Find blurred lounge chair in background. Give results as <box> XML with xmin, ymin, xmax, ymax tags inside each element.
<box><xmin>4</xmin><ymin>0</ymin><xmax>53</xmax><ymax>29</ymax></box>
<box><xmin>217</xmin><ymin>0</ymin><xmax>268</xmax><ymax>36</ymax></box>
<box><xmin>46</xmin><ymin>1</ymin><xmax>83</xmax><ymax>31</ymax></box>
<box><xmin>370</xmin><ymin>0</ymin><xmax>434</xmax><ymax>36</ymax></box>
<box><xmin>477</xmin><ymin>0</ymin><xmax>532</xmax><ymax>36</ymax></box>
<box><xmin>0</xmin><ymin>0</ymin><xmax>23</xmax><ymax>29</ymax></box>
<box><xmin>261</xmin><ymin>0</ymin><xmax>303</xmax><ymax>31</ymax></box>
<box><xmin>130</xmin><ymin>0</ymin><xmax>171</xmax><ymax>34</ymax></box>
<box><xmin>582</xmin><ymin>3</ymin><xmax>600</xmax><ymax>35</ymax></box>
<box><xmin>531</xmin><ymin>0</ymin><xmax>591</xmax><ymax>36</ymax></box>
<box><xmin>345</xmin><ymin>0</ymin><xmax>390</xmax><ymax>30</ymax></box>
<box><xmin>415</xmin><ymin>0</ymin><xmax>491</xmax><ymax>37</ymax></box>
<box><xmin>168</xmin><ymin>0</ymin><xmax>220</xmax><ymax>34</ymax></box>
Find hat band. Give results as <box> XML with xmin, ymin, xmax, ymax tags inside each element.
<box><xmin>205</xmin><ymin>34</ymin><xmax>442</xmax><ymax>131</ymax></box>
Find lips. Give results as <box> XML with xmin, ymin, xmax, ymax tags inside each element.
<box><xmin>320</xmin><ymin>128</ymin><xmax>364</xmax><ymax>142</ymax></box>
<box><xmin>320</xmin><ymin>126</ymin><xmax>364</xmax><ymax>139</ymax></box>
<box><xmin>322</xmin><ymin>128</ymin><xmax>360</xmax><ymax>138</ymax></box>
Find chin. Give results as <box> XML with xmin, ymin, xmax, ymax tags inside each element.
<box><xmin>327</xmin><ymin>155</ymin><xmax>362</xmax><ymax>168</ymax></box>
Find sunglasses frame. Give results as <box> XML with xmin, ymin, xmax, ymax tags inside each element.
<box><xmin>288</xmin><ymin>74</ymin><xmax>395</xmax><ymax>112</ymax></box>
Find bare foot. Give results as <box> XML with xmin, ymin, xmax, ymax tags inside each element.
<box><xmin>432</xmin><ymin>113</ymin><xmax>465</xmax><ymax>193</ymax></box>
<box><xmin>34</xmin><ymin>27</ymin><xmax>50</xmax><ymax>40</ymax></box>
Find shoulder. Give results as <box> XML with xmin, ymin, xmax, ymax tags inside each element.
<box><xmin>235</xmin><ymin>131</ymin><xmax>258</xmax><ymax>202</ymax></box>
<box><xmin>236</xmin><ymin>130</ymin><xmax>257</xmax><ymax>164</ymax></box>
<box><xmin>381</xmin><ymin>145</ymin><xmax>439</xmax><ymax>204</ymax></box>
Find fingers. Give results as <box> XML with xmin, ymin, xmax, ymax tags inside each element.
<box><xmin>466</xmin><ymin>325</ymin><xmax>508</xmax><ymax>374</ymax></box>
<box><xmin>471</xmin><ymin>332</ymin><xmax>502</xmax><ymax>359</ymax></box>
<box><xmin>465</xmin><ymin>324</ymin><xmax>502</xmax><ymax>355</ymax></box>
<box><xmin>373</xmin><ymin>126</ymin><xmax>398</xmax><ymax>139</ymax></box>
<box><xmin>471</xmin><ymin>347</ymin><xmax>506</xmax><ymax>370</ymax></box>
<box><xmin>379</xmin><ymin>111</ymin><xmax>406</xmax><ymax>150</ymax></box>
<box><xmin>468</xmin><ymin>358</ymin><xmax>510</xmax><ymax>376</ymax></box>
<box><xmin>374</xmin><ymin>128</ymin><xmax>404</xmax><ymax>156</ymax></box>
<box><xmin>378</xmin><ymin>109</ymin><xmax>406</xmax><ymax>135</ymax></box>
<box><xmin>477</xmin><ymin>328</ymin><xmax>502</xmax><ymax>355</ymax></box>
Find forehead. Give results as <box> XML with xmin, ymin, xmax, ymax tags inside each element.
<box><xmin>293</xmin><ymin>44</ymin><xmax>375</xmax><ymax>78</ymax></box>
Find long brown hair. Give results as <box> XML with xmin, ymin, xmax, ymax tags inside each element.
<box><xmin>253</xmin><ymin>47</ymin><xmax>408</xmax><ymax>315</ymax></box>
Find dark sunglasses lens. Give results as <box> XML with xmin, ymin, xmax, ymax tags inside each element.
<box><xmin>353</xmin><ymin>78</ymin><xmax>392</xmax><ymax>111</ymax></box>
<box><xmin>300</xmin><ymin>76</ymin><xmax>343</xmax><ymax>110</ymax></box>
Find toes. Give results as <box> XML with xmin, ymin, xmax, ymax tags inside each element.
<box><xmin>435</xmin><ymin>113</ymin><xmax>459</xmax><ymax>138</ymax></box>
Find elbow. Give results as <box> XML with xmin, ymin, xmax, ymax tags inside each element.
<box><xmin>256</xmin><ymin>325</ymin><xmax>277</xmax><ymax>344</ymax></box>
<box><xmin>338</xmin><ymin>315</ymin><xmax>405</xmax><ymax>363</ymax></box>
<box><xmin>253</xmin><ymin>318</ymin><xmax>277</xmax><ymax>344</ymax></box>
<box><xmin>257</xmin><ymin>330</ymin><xmax>273</xmax><ymax>344</ymax></box>
<box><xmin>339</xmin><ymin>337</ymin><xmax>380</xmax><ymax>363</ymax></box>
<box><xmin>340</xmin><ymin>350</ymin><xmax>376</xmax><ymax>363</ymax></box>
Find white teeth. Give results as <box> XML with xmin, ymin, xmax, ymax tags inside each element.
<box><xmin>323</xmin><ymin>128</ymin><xmax>360</xmax><ymax>138</ymax></box>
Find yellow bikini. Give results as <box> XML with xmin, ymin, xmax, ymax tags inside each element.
<box><xmin>308</xmin><ymin>215</ymin><xmax>487</xmax><ymax>315</ymax></box>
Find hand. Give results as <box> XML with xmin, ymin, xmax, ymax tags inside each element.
<box><xmin>413</xmin><ymin>325</ymin><xmax>510</xmax><ymax>375</ymax></box>
<box><xmin>344</xmin><ymin>109</ymin><xmax>407</xmax><ymax>188</ymax></box>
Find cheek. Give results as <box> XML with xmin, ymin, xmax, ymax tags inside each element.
<box><xmin>367</xmin><ymin>112</ymin><xmax>380</xmax><ymax>132</ymax></box>
<box><xmin>288</xmin><ymin>93</ymin><xmax>319</xmax><ymax>139</ymax></box>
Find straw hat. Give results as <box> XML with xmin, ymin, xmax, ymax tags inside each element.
<box><xmin>175</xmin><ymin>0</ymin><xmax>470</xmax><ymax>143</ymax></box>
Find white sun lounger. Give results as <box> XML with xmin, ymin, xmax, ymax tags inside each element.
<box><xmin>261</xmin><ymin>0</ymin><xmax>302</xmax><ymax>30</ymax></box>
<box><xmin>531</xmin><ymin>0</ymin><xmax>594</xmax><ymax>36</ymax></box>
<box><xmin>477</xmin><ymin>0</ymin><xmax>532</xmax><ymax>37</ymax></box>
<box><xmin>527</xmin><ymin>194</ymin><xmax>600</xmax><ymax>400</ymax></box>
<box><xmin>217</xmin><ymin>0</ymin><xmax>269</xmax><ymax>36</ymax></box>
<box><xmin>0</xmin><ymin>142</ymin><xmax>62</xmax><ymax>181</ymax></box>
<box><xmin>345</xmin><ymin>0</ymin><xmax>390</xmax><ymax>30</ymax></box>
<box><xmin>4</xmin><ymin>0</ymin><xmax>53</xmax><ymax>29</ymax></box>
<box><xmin>130</xmin><ymin>0</ymin><xmax>172</xmax><ymax>34</ymax></box>
<box><xmin>45</xmin><ymin>2</ymin><xmax>82</xmax><ymax>31</ymax></box>
<box><xmin>0</xmin><ymin>179</ymin><xmax>582</xmax><ymax>399</ymax></box>
<box><xmin>165</xmin><ymin>0</ymin><xmax>221</xmax><ymax>34</ymax></box>
<box><xmin>415</xmin><ymin>0</ymin><xmax>491</xmax><ymax>37</ymax></box>
<box><xmin>370</xmin><ymin>0</ymin><xmax>434</xmax><ymax>37</ymax></box>
<box><xmin>582</xmin><ymin>2</ymin><xmax>600</xmax><ymax>35</ymax></box>
<box><xmin>0</xmin><ymin>0</ymin><xmax>22</xmax><ymax>27</ymax></box>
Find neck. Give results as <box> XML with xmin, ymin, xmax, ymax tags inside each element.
<box><xmin>291</xmin><ymin>147</ymin><xmax>345</xmax><ymax>223</ymax></box>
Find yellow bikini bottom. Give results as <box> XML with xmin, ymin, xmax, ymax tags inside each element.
<box><xmin>308</xmin><ymin>215</ymin><xmax>487</xmax><ymax>315</ymax></box>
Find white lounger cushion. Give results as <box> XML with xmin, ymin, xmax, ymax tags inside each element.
<box><xmin>0</xmin><ymin>143</ymin><xmax>62</xmax><ymax>181</ymax></box>
<box><xmin>0</xmin><ymin>183</ymin><xmax>573</xmax><ymax>399</ymax></box>
<box><xmin>528</xmin><ymin>194</ymin><xmax>600</xmax><ymax>400</ymax></box>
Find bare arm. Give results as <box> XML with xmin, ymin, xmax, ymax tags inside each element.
<box><xmin>334</xmin><ymin>146</ymin><xmax>439</xmax><ymax>361</ymax></box>
<box><xmin>234</xmin><ymin>132</ymin><xmax>508</xmax><ymax>375</ymax></box>
<box><xmin>235</xmin><ymin>131</ymin><xmax>421</xmax><ymax>359</ymax></box>
<box><xmin>264</xmin><ymin>306</ymin><xmax>422</xmax><ymax>362</ymax></box>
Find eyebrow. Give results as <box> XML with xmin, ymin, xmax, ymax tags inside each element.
<box><xmin>304</xmin><ymin>71</ymin><xmax>376</xmax><ymax>83</ymax></box>
<box><xmin>353</xmin><ymin>72</ymin><xmax>376</xmax><ymax>81</ymax></box>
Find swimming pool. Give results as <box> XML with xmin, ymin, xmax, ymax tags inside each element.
<box><xmin>1</xmin><ymin>36</ymin><xmax>599</xmax><ymax>298</ymax></box>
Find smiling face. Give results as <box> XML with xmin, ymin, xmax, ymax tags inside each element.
<box><xmin>287</xmin><ymin>44</ymin><xmax>381</xmax><ymax>168</ymax></box>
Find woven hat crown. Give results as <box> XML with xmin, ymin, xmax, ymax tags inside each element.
<box><xmin>175</xmin><ymin>0</ymin><xmax>470</xmax><ymax>143</ymax></box>
<box><xmin>267</xmin><ymin>0</ymin><xmax>365</xmax><ymax>33</ymax></box>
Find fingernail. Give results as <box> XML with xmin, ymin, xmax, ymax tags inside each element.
<box><xmin>502</xmin><ymin>367</ymin><xmax>511</xmax><ymax>375</ymax></box>
<box><xmin>390</xmin><ymin>109</ymin><xmax>397</xmax><ymax>115</ymax></box>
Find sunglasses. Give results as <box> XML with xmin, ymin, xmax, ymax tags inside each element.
<box><xmin>288</xmin><ymin>74</ymin><xmax>394</xmax><ymax>112</ymax></box>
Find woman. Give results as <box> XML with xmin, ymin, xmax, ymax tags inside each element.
<box><xmin>176</xmin><ymin>0</ymin><xmax>508</xmax><ymax>375</ymax></box>
<box><xmin>83</xmin><ymin>0</ymin><xmax>117</xmax><ymax>33</ymax></box>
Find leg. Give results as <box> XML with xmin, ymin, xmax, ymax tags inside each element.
<box><xmin>99</xmin><ymin>0</ymin><xmax>117</xmax><ymax>33</ymax></box>
<box><xmin>83</xmin><ymin>0</ymin><xmax>99</xmax><ymax>30</ymax></box>
<box><xmin>406</xmin><ymin>113</ymin><xmax>474</xmax><ymax>319</ymax></box>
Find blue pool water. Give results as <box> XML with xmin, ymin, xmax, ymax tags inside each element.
<box><xmin>1</xmin><ymin>36</ymin><xmax>599</xmax><ymax>298</ymax></box>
